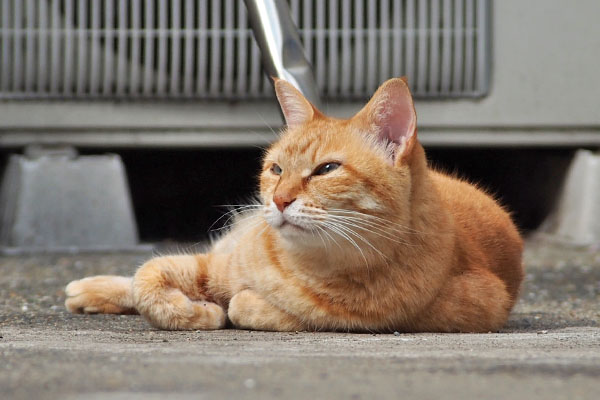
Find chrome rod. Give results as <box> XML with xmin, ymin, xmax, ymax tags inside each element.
<box><xmin>243</xmin><ymin>0</ymin><xmax>321</xmax><ymax>108</ymax></box>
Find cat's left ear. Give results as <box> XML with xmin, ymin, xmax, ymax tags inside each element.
<box><xmin>355</xmin><ymin>77</ymin><xmax>417</xmax><ymax>164</ymax></box>
<box><xmin>273</xmin><ymin>78</ymin><xmax>315</xmax><ymax>128</ymax></box>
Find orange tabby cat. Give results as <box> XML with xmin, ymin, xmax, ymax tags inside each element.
<box><xmin>65</xmin><ymin>78</ymin><xmax>523</xmax><ymax>333</ymax></box>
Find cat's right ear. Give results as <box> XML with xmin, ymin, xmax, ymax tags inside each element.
<box><xmin>273</xmin><ymin>78</ymin><xmax>315</xmax><ymax>128</ymax></box>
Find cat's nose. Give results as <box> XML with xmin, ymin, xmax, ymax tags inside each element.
<box><xmin>273</xmin><ymin>194</ymin><xmax>296</xmax><ymax>212</ymax></box>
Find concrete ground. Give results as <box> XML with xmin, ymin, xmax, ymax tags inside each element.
<box><xmin>1</xmin><ymin>240</ymin><xmax>599</xmax><ymax>399</ymax></box>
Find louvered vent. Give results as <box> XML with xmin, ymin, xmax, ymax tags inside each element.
<box><xmin>0</xmin><ymin>0</ymin><xmax>490</xmax><ymax>100</ymax></box>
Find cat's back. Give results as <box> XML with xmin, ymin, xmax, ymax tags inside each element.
<box><xmin>429</xmin><ymin>170</ymin><xmax>524</xmax><ymax>301</ymax></box>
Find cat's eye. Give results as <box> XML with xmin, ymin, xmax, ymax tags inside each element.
<box><xmin>313</xmin><ymin>162</ymin><xmax>341</xmax><ymax>176</ymax></box>
<box><xmin>270</xmin><ymin>163</ymin><xmax>282</xmax><ymax>175</ymax></box>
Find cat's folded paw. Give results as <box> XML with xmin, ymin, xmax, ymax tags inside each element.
<box><xmin>64</xmin><ymin>276</ymin><xmax>136</xmax><ymax>314</ymax></box>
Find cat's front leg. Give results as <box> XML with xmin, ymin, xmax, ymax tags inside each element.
<box><xmin>228</xmin><ymin>289</ymin><xmax>305</xmax><ymax>332</ymax></box>
<box><xmin>65</xmin><ymin>276</ymin><xmax>137</xmax><ymax>314</ymax></box>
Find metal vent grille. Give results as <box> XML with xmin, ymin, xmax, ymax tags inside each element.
<box><xmin>0</xmin><ymin>0</ymin><xmax>490</xmax><ymax>100</ymax></box>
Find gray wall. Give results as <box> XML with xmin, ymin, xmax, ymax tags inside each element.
<box><xmin>1</xmin><ymin>0</ymin><xmax>599</xmax><ymax>147</ymax></box>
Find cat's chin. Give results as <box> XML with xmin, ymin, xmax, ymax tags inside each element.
<box><xmin>276</xmin><ymin>222</ymin><xmax>323</xmax><ymax>247</ymax></box>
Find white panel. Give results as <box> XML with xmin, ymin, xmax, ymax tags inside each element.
<box><xmin>104</xmin><ymin>0</ymin><xmax>115</xmax><ymax>94</ymax></box>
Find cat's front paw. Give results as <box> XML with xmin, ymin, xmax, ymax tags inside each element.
<box><xmin>228</xmin><ymin>290</ymin><xmax>303</xmax><ymax>331</ymax></box>
<box><xmin>65</xmin><ymin>276</ymin><xmax>136</xmax><ymax>314</ymax></box>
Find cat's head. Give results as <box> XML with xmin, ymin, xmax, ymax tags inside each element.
<box><xmin>260</xmin><ymin>78</ymin><xmax>422</xmax><ymax>245</ymax></box>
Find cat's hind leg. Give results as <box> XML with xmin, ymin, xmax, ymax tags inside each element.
<box><xmin>132</xmin><ymin>254</ymin><xmax>226</xmax><ymax>330</ymax></box>
<box><xmin>415</xmin><ymin>268</ymin><xmax>512</xmax><ymax>333</ymax></box>
<box><xmin>65</xmin><ymin>276</ymin><xmax>137</xmax><ymax>315</ymax></box>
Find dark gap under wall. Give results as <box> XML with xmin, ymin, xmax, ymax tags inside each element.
<box><xmin>0</xmin><ymin>147</ymin><xmax>577</xmax><ymax>243</ymax></box>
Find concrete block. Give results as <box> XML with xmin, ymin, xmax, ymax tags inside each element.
<box><xmin>0</xmin><ymin>148</ymin><xmax>143</xmax><ymax>253</ymax></box>
<box><xmin>538</xmin><ymin>149</ymin><xmax>600</xmax><ymax>247</ymax></box>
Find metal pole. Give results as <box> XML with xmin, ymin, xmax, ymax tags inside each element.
<box><xmin>243</xmin><ymin>0</ymin><xmax>322</xmax><ymax>108</ymax></box>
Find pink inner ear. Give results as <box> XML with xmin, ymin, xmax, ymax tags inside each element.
<box><xmin>376</xmin><ymin>92</ymin><xmax>416</xmax><ymax>149</ymax></box>
<box><xmin>372</xmin><ymin>80</ymin><xmax>417</xmax><ymax>158</ymax></box>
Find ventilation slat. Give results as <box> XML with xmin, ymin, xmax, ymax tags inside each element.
<box><xmin>116</xmin><ymin>0</ymin><xmax>129</xmax><ymax>95</ymax></box>
<box><xmin>209</xmin><ymin>0</ymin><xmax>221</xmax><ymax>96</ymax></box>
<box><xmin>0</xmin><ymin>0</ymin><xmax>491</xmax><ymax>100</ymax></box>
<box><xmin>464</xmin><ymin>0</ymin><xmax>475</xmax><ymax>92</ymax></box>
<box><xmin>89</xmin><ymin>0</ymin><xmax>101</xmax><ymax>95</ymax></box>
<box><xmin>76</xmin><ymin>0</ymin><xmax>87</xmax><ymax>95</ymax></box>
<box><xmin>405</xmin><ymin>0</ymin><xmax>416</xmax><ymax>89</ymax></box>
<box><xmin>62</xmin><ymin>0</ymin><xmax>73</xmax><ymax>94</ymax></box>
<box><xmin>302</xmin><ymin>0</ymin><xmax>313</xmax><ymax>70</ymax></box>
<box><xmin>222</xmin><ymin>0</ymin><xmax>235</xmax><ymax>96</ymax></box>
<box><xmin>352</xmin><ymin>0</ymin><xmax>364</xmax><ymax>97</ymax></box>
<box><xmin>440</xmin><ymin>0</ymin><xmax>452</xmax><ymax>95</ymax></box>
<box><xmin>391</xmin><ymin>0</ymin><xmax>403</xmax><ymax>78</ymax></box>
<box><xmin>235</xmin><ymin>3</ymin><xmax>248</xmax><ymax>97</ymax></box>
<box><xmin>197</xmin><ymin>0</ymin><xmax>208</xmax><ymax>93</ymax></box>
<box><xmin>50</xmin><ymin>0</ymin><xmax>60</xmax><ymax>94</ymax></box>
<box><xmin>379</xmin><ymin>0</ymin><xmax>390</xmax><ymax>88</ymax></box>
<box><xmin>130</xmin><ymin>0</ymin><xmax>141</xmax><ymax>95</ymax></box>
<box><xmin>452</xmin><ymin>0</ymin><xmax>464</xmax><ymax>93</ymax></box>
<box><xmin>37</xmin><ymin>0</ymin><xmax>48</xmax><ymax>93</ymax></box>
<box><xmin>182</xmin><ymin>0</ymin><xmax>194</xmax><ymax>96</ymax></box>
<box><xmin>156</xmin><ymin>0</ymin><xmax>168</xmax><ymax>95</ymax></box>
<box><xmin>366</xmin><ymin>0</ymin><xmax>377</xmax><ymax>94</ymax></box>
<box><xmin>327</xmin><ymin>0</ymin><xmax>338</xmax><ymax>97</ymax></box>
<box><xmin>428</xmin><ymin>0</ymin><xmax>440</xmax><ymax>95</ymax></box>
<box><xmin>1</xmin><ymin>0</ymin><xmax>11</xmax><ymax>91</ymax></box>
<box><xmin>315</xmin><ymin>1</ymin><xmax>326</xmax><ymax>93</ymax></box>
<box><xmin>103</xmin><ymin>0</ymin><xmax>114</xmax><ymax>94</ymax></box>
<box><xmin>476</xmin><ymin>0</ymin><xmax>489</xmax><ymax>96</ymax></box>
<box><xmin>25</xmin><ymin>0</ymin><xmax>35</xmax><ymax>92</ymax></box>
<box><xmin>416</xmin><ymin>0</ymin><xmax>428</xmax><ymax>94</ymax></box>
